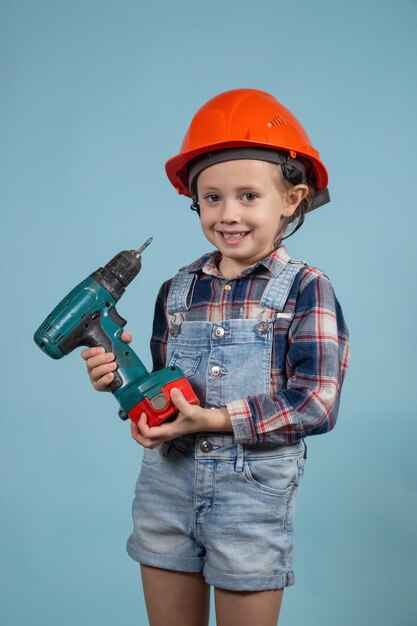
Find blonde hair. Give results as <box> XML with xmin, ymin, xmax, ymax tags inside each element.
<box><xmin>272</xmin><ymin>164</ymin><xmax>315</xmax><ymax>243</ymax></box>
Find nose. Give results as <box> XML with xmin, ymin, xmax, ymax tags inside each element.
<box><xmin>219</xmin><ymin>199</ymin><xmax>239</xmax><ymax>222</ymax></box>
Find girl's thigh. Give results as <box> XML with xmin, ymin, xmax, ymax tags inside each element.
<box><xmin>140</xmin><ymin>565</ymin><xmax>210</xmax><ymax>626</ymax></box>
<box><xmin>214</xmin><ymin>587</ymin><xmax>283</xmax><ymax>626</ymax></box>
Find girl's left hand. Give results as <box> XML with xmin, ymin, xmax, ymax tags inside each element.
<box><xmin>130</xmin><ymin>388</ymin><xmax>232</xmax><ymax>448</ymax></box>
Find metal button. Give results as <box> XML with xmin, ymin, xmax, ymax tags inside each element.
<box><xmin>210</xmin><ymin>365</ymin><xmax>222</xmax><ymax>378</ymax></box>
<box><xmin>169</xmin><ymin>324</ymin><xmax>181</xmax><ymax>337</ymax></box>
<box><xmin>256</xmin><ymin>321</ymin><xmax>269</xmax><ymax>334</ymax></box>
<box><xmin>214</xmin><ymin>326</ymin><xmax>225</xmax><ymax>338</ymax></box>
<box><xmin>200</xmin><ymin>440</ymin><xmax>213</xmax><ymax>453</ymax></box>
<box><xmin>224</xmin><ymin>284</ymin><xmax>232</xmax><ymax>291</ymax></box>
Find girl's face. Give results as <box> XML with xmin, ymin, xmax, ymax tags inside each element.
<box><xmin>197</xmin><ymin>159</ymin><xmax>307</xmax><ymax>279</ymax></box>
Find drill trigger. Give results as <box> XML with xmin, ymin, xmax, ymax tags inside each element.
<box><xmin>109</xmin><ymin>307</ymin><xmax>127</xmax><ymax>328</ymax></box>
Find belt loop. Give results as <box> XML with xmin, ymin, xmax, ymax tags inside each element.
<box><xmin>235</xmin><ymin>443</ymin><xmax>244</xmax><ymax>472</ymax></box>
<box><xmin>302</xmin><ymin>439</ymin><xmax>307</xmax><ymax>460</ymax></box>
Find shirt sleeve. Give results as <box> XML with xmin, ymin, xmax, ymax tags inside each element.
<box><xmin>226</xmin><ymin>272</ymin><xmax>350</xmax><ymax>445</ymax></box>
<box><xmin>150</xmin><ymin>280</ymin><xmax>171</xmax><ymax>372</ymax></box>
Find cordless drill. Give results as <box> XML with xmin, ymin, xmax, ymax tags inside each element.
<box><xmin>34</xmin><ymin>239</ymin><xmax>199</xmax><ymax>427</ymax></box>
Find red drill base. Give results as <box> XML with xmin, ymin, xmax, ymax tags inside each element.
<box><xmin>128</xmin><ymin>378</ymin><xmax>200</xmax><ymax>427</ymax></box>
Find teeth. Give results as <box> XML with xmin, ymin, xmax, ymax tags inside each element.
<box><xmin>222</xmin><ymin>232</ymin><xmax>247</xmax><ymax>240</ymax></box>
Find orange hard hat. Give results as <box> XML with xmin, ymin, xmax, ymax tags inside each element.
<box><xmin>165</xmin><ymin>88</ymin><xmax>329</xmax><ymax>199</ymax></box>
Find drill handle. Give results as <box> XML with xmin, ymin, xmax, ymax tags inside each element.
<box><xmin>58</xmin><ymin>302</ymin><xmax>148</xmax><ymax>393</ymax></box>
<box><xmin>57</xmin><ymin>306</ymin><xmax>122</xmax><ymax>390</ymax></box>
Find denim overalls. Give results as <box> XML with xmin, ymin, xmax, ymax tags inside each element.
<box><xmin>166</xmin><ymin>257</ymin><xmax>306</xmax><ymax>410</ymax></box>
<box><xmin>127</xmin><ymin>258</ymin><xmax>308</xmax><ymax>591</ymax></box>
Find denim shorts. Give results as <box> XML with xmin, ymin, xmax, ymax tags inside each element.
<box><xmin>127</xmin><ymin>434</ymin><xmax>306</xmax><ymax>591</ymax></box>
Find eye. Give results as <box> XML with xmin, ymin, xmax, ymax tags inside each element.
<box><xmin>241</xmin><ymin>192</ymin><xmax>258</xmax><ymax>202</ymax></box>
<box><xmin>204</xmin><ymin>193</ymin><xmax>221</xmax><ymax>203</ymax></box>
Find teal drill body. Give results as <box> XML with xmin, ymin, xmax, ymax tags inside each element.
<box><xmin>34</xmin><ymin>245</ymin><xmax>199</xmax><ymax>426</ymax></box>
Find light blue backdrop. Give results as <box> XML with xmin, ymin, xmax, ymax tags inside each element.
<box><xmin>1</xmin><ymin>1</ymin><xmax>416</xmax><ymax>625</ymax></box>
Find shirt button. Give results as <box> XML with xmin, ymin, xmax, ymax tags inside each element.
<box><xmin>200</xmin><ymin>440</ymin><xmax>213</xmax><ymax>453</ymax></box>
<box><xmin>210</xmin><ymin>365</ymin><xmax>222</xmax><ymax>378</ymax></box>
<box><xmin>224</xmin><ymin>284</ymin><xmax>232</xmax><ymax>291</ymax></box>
<box><xmin>214</xmin><ymin>326</ymin><xmax>225</xmax><ymax>338</ymax></box>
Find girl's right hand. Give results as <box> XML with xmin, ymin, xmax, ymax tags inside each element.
<box><xmin>80</xmin><ymin>332</ymin><xmax>132</xmax><ymax>391</ymax></box>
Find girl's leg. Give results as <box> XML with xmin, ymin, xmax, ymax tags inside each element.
<box><xmin>214</xmin><ymin>587</ymin><xmax>283</xmax><ymax>626</ymax></box>
<box><xmin>140</xmin><ymin>565</ymin><xmax>210</xmax><ymax>626</ymax></box>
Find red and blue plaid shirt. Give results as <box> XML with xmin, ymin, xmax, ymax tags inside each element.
<box><xmin>151</xmin><ymin>246</ymin><xmax>349</xmax><ymax>445</ymax></box>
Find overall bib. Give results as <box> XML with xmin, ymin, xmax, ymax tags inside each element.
<box><xmin>127</xmin><ymin>259</ymin><xmax>307</xmax><ymax>591</ymax></box>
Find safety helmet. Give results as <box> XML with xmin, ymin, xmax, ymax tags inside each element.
<box><xmin>165</xmin><ymin>88</ymin><xmax>329</xmax><ymax>209</ymax></box>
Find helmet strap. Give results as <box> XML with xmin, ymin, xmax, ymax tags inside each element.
<box><xmin>190</xmin><ymin>199</ymin><xmax>200</xmax><ymax>217</ymax></box>
<box><xmin>282</xmin><ymin>212</ymin><xmax>305</xmax><ymax>240</ymax></box>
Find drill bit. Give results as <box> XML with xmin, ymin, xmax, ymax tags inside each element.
<box><xmin>135</xmin><ymin>237</ymin><xmax>153</xmax><ymax>257</ymax></box>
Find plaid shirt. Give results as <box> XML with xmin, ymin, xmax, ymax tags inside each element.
<box><xmin>151</xmin><ymin>246</ymin><xmax>349</xmax><ymax>445</ymax></box>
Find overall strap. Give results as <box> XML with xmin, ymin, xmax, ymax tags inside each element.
<box><xmin>167</xmin><ymin>258</ymin><xmax>307</xmax><ymax>316</ymax></box>
<box><xmin>167</xmin><ymin>270</ymin><xmax>197</xmax><ymax>315</ymax></box>
<box><xmin>260</xmin><ymin>260</ymin><xmax>306</xmax><ymax>312</ymax></box>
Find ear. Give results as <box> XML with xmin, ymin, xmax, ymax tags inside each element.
<box><xmin>282</xmin><ymin>184</ymin><xmax>309</xmax><ymax>217</ymax></box>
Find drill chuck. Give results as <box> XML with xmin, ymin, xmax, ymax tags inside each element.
<box><xmin>91</xmin><ymin>250</ymin><xmax>142</xmax><ymax>302</ymax></box>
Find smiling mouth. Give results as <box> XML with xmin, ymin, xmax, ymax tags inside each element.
<box><xmin>217</xmin><ymin>231</ymin><xmax>250</xmax><ymax>241</ymax></box>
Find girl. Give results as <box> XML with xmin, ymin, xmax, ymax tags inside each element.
<box><xmin>82</xmin><ymin>89</ymin><xmax>349</xmax><ymax>626</ymax></box>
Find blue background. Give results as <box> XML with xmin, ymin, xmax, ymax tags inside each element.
<box><xmin>1</xmin><ymin>1</ymin><xmax>416</xmax><ymax>624</ymax></box>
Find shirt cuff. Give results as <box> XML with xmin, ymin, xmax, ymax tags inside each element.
<box><xmin>226</xmin><ymin>399</ymin><xmax>256</xmax><ymax>444</ymax></box>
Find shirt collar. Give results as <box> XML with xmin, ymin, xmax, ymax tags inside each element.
<box><xmin>179</xmin><ymin>245</ymin><xmax>292</xmax><ymax>279</ymax></box>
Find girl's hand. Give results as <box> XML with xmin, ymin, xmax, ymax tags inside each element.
<box><xmin>130</xmin><ymin>388</ymin><xmax>232</xmax><ymax>448</ymax></box>
<box><xmin>80</xmin><ymin>332</ymin><xmax>132</xmax><ymax>391</ymax></box>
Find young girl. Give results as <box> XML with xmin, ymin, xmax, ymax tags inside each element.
<box><xmin>82</xmin><ymin>89</ymin><xmax>349</xmax><ymax>626</ymax></box>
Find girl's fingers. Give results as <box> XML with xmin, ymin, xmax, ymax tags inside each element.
<box><xmin>130</xmin><ymin>414</ymin><xmax>165</xmax><ymax>448</ymax></box>
<box><xmin>137</xmin><ymin>413</ymin><xmax>151</xmax><ymax>436</ymax></box>
<box><xmin>81</xmin><ymin>346</ymin><xmax>105</xmax><ymax>361</ymax></box>
<box><xmin>170</xmin><ymin>388</ymin><xmax>190</xmax><ymax>414</ymax></box>
<box><xmin>94</xmin><ymin>372</ymin><xmax>115</xmax><ymax>390</ymax></box>
<box><xmin>85</xmin><ymin>351</ymin><xmax>115</xmax><ymax>372</ymax></box>
<box><xmin>130</xmin><ymin>417</ymin><xmax>155</xmax><ymax>448</ymax></box>
<box><xmin>130</xmin><ymin>421</ymin><xmax>141</xmax><ymax>440</ymax></box>
<box><xmin>90</xmin><ymin>361</ymin><xmax>117</xmax><ymax>382</ymax></box>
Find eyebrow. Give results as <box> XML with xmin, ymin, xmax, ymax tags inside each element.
<box><xmin>198</xmin><ymin>184</ymin><xmax>263</xmax><ymax>193</ymax></box>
